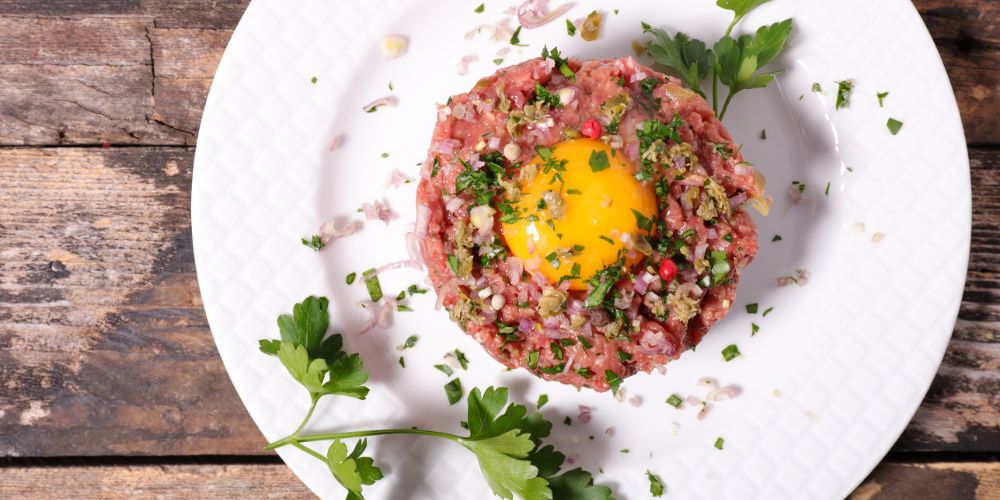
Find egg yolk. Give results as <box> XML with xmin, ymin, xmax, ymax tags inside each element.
<box><xmin>501</xmin><ymin>138</ymin><xmax>658</xmax><ymax>290</ymax></box>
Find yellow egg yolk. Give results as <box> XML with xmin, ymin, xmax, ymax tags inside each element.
<box><xmin>501</xmin><ymin>138</ymin><xmax>658</xmax><ymax>290</ymax></box>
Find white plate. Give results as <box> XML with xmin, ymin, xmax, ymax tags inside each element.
<box><xmin>191</xmin><ymin>1</ymin><xmax>970</xmax><ymax>498</ymax></box>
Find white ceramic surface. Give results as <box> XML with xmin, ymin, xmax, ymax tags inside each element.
<box><xmin>191</xmin><ymin>1</ymin><xmax>971</xmax><ymax>498</ymax></box>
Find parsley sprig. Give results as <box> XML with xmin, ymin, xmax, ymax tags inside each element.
<box><xmin>643</xmin><ymin>0</ymin><xmax>793</xmax><ymax>119</ymax></box>
<box><xmin>260</xmin><ymin>296</ymin><xmax>611</xmax><ymax>500</ymax></box>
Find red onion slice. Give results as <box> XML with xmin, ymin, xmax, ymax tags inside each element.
<box><xmin>362</xmin><ymin>95</ymin><xmax>397</xmax><ymax>113</ymax></box>
<box><xmin>518</xmin><ymin>0</ymin><xmax>574</xmax><ymax>29</ymax></box>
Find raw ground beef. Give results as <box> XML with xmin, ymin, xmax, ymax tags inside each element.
<box><xmin>416</xmin><ymin>55</ymin><xmax>768</xmax><ymax>392</ymax></box>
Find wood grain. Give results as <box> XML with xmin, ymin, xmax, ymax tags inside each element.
<box><xmin>852</xmin><ymin>462</ymin><xmax>1000</xmax><ymax>500</ymax></box>
<box><xmin>0</xmin><ymin>461</ymin><xmax>996</xmax><ymax>499</ymax></box>
<box><xmin>0</xmin><ymin>148</ymin><xmax>264</xmax><ymax>456</ymax></box>
<box><xmin>0</xmin><ymin>0</ymin><xmax>995</xmax><ymax>145</ymax></box>
<box><xmin>0</xmin><ymin>463</ymin><xmax>311</xmax><ymax>498</ymax></box>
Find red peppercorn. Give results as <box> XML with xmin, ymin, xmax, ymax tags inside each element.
<box><xmin>581</xmin><ymin>119</ymin><xmax>603</xmax><ymax>139</ymax></box>
<box><xmin>659</xmin><ymin>259</ymin><xmax>678</xmax><ymax>282</ymax></box>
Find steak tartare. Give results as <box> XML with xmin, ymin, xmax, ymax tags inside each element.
<box><xmin>416</xmin><ymin>50</ymin><xmax>769</xmax><ymax>392</ymax></box>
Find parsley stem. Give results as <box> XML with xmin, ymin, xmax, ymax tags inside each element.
<box><xmin>266</xmin><ymin>428</ymin><xmax>461</xmax><ymax>451</ymax></box>
<box><xmin>290</xmin><ymin>395</ymin><xmax>320</xmax><ymax>438</ymax></box>
<box><xmin>291</xmin><ymin>441</ymin><xmax>328</xmax><ymax>463</ymax></box>
<box><xmin>719</xmin><ymin>91</ymin><xmax>736</xmax><ymax>120</ymax></box>
<box><xmin>714</xmin><ymin>15</ymin><xmax>740</xmax><ymax>116</ymax></box>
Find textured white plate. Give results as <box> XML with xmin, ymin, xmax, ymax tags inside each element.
<box><xmin>191</xmin><ymin>1</ymin><xmax>970</xmax><ymax>498</ymax></box>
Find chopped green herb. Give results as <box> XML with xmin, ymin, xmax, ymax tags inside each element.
<box><xmin>835</xmin><ymin>79</ymin><xmax>854</xmax><ymax>110</ymax></box>
<box><xmin>647</xmin><ymin>470</ymin><xmax>665</xmax><ymax>497</ymax></box>
<box><xmin>380</xmin><ymin>152</ymin><xmax>389</xmax><ymax>158</ymax></box>
<box><xmin>824</xmin><ymin>182</ymin><xmax>830</xmax><ymax>196</ymax></box>
<box><xmin>527</xmin><ymin>350</ymin><xmax>539</xmax><ymax>368</ymax></box>
<box><xmin>401</xmin><ymin>335</ymin><xmax>418</xmax><ymax>350</ymax></box>
<box><xmin>536</xmin><ymin>394</ymin><xmax>549</xmax><ymax>409</ymax></box>
<box><xmin>430</xmin><ymin>156</ymin><xmax>440</xmax><ymax>178</ymax></box>
<box><xmin>811</xmin><ymin>83</ymin><xmax>823</xmax><ymax>93</ymax></box>
<box><xmin>396</xmin><ymin>290</ymin><xmax>406</xmax><ymax>301</ymax></box>
<box><xmin>434</xmin><ymin>364</ymin><xmax>454</xmax><ymax>376</ymax></box>
<box><xmin>564</xmin><ymin>416</ymin><xmax>572</xmax><ymax>425</ymax></box>
<box><xmin>887</xmin><ymin>118</ymin><xmax>903</xmax><ymax>135</ymax></box>
<box><xmin>762</xmin><ymin>306</ymin><xmax>774</xmax><ymax>317</ymax></box>
<box><xmin>620</xmin><ymin>449</ymin><xmax>630</xmax><ymax>454</ymax></box>
<box><xmin>877</xmin><ymin>91</ymin><xmax>889</xmax><ymax>108</ymax></box>
<box><xmin>398</xmin><ymin>356</ymin><xmax>405</xmax><ymax>367</ymax></box>
<box><xmin>301</xmin><ymin>235</ymin><xmax>326</xmax><ymax>252</ymax></box>
<box><xmin>666</xmin><ymin>394</ymin><xmax>683</xmax><ymax>408</ymax></box>
<box><xmin>310</xmin><ymin>76</ymin><xmax>318</xmax><ymax>84</ymax></box>
<box><xmin>444</xmin><ymin>379</ymin><xmax>463</xmax><ymax>405</ymax></box>
<box><xmin>540</xmin><ymin>46</ymin><xmax>575</xmax><ymax>80</ymax></box>
<box><xmin>533</xmin><ymin>82</ymin><xmax>562</xmax><ymax>108</ymax></box>
<box><xmin>396</xmin><ymin>304</ymin><xmax>413</xmax><ymax>312</ymax></box>
<box><xmin>566</xmin><ymin>19</ymin><xmax>577</xmax><ymax>36</ymax></box>
<box><xmin>772</xmin><ymin>234</ymin><xmax>782</xmax><ymax>242</ymax></box>
<box><xmin>708</xmin><ymin>251</ymin><xmax>731</xmax><ymax>287</ymax></box>
<box><xmin>723</xmin><ymin>233</ymin><xmax>734</xmax><ymax>242</ymax></box>
<box><xmin>407</xmin><ymin>284</ymin><xmax>427</xmax><ymax>295</ymax></box>
<box><xmin>576</xmin><ymin>367</ymin><xmax>593</xmax><ymax>378</ymax></box>
<box><xmin>617</xmin><ymin>349</ymin><xmax>632</xmax><ymax>363</ymax></box>
<box><xmin>577</xmin><ymin>335</ymin><xmax>593</xmax><ymax>349</ymax></box>
<box><xmin>631</xmin><ymin>209</ymin><xmax>654</xmax><ymax>231</ymax></box>
<box><xmin>545</xmin><ymin>251</ymin><xmax>562</xmax><ymax>269</ymax></box>
<box><xmin>721</xmin><ymin>344</ymin><xmax>741</xmax><ymax>362</ymax></box>
<box><xmin>751</xmin><ymin>322</ymin><xmax>759</xmax><ymax>336</ymax></box>
<box><xmin>447</xmin><ymin>254</ymin><xmax>460</xmax><ymax>275</ymax></box>
<box><xmin>566</xmin><ymin>188</ymin><xmax>582</xmax><ymax>195</ymax></box>
<box><xmin>509</xmin><ymin>25</ymin><xmax>526</xmax><ymax>46</ymax></box>
<box><xmin>453</xmin><ymin>349</ymin><xmax>469</xmax><ymax>370</ymax></box>
<box><xmin>474</xmin><ymin>3</ymin><xmax>484</xmax><ymax>13</ymax></box>
<box><xmin>714</xmin><ymin>437</ymin><xmax>725</xmax><ymax>450</ymax></box>
<box><xmin>605</xmin><ymin>370</ymin><xmax>623</xmax><ymax>395</ymax></box>
<box><xmin>585</xmin><ymin>259</ymin><xmax>624</xmax><ymax>307</ymax></box>
<box><xmin>760</xmin><ymin>129</ymin><xmax>767</xmax><ymax>140</ymax></box>
<box><xmin>550</xmin><ymin>342</ymin><xmax>564</xmax><ymax>361</ymax></box>
<box><xmin>746</xmin><ymin>303</ymin><xmax>758</xmax><ymax>314</ymax></box>
<box><xmin>346</xmin><ymin>272</ymin><xmax>357</xmax><ymax>285</ymax></box>
<box><xmin>493</xmin><ymin>58</ymin><xmax>503</xmax><ymax>65</ymax></box>
<box><xmin>599</xmin><ymin>235</ymin><xmax>615</xmax><ymax>244</ymax></box>
<box><xmin>363</xmin><ymin>269</ymin><xmax>383</xmax><ymax>302</ymax></box>
<box><xmin>589</xmin><ymin>149</ymin><xmax>610</xmax><ymax>172</ymax></box>
<box><xmin>538</xmin><ymin>364</ymin><xmax>565</xmax><ymax>375</ymax></box>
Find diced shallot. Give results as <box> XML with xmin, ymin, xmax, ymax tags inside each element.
<box><xmin>577</xmin><ymin>405</ymin><xmax>593</xmax><ymax>423</ymax></box>
<box><xmin>318</xmin><ymin>218</ymin><xmax>361</xmax><ymax>244</ymax></box>
<box><xmin>361</xmin><ymin>199</ymin><xmax>397</xmax><ymax>223</ymax></box>
<box><xmin>457</xmin><ymin>54</ymin><xmax>479</xmax><ymax>76</ymax></box>
<box><xmin>384</xmin><ymin>169</ymin><xmax>413</xmax><ymax>188</ymax></box>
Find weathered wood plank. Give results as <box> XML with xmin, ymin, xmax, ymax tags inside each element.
<box><xmin>0</xmin><ymin>17</ymin><xmax>198</xmax><ymax>145</ymax></box>
<box><xmin>0</xmin><ymin>0</ymin><xmax>251</xmax><ymax>29</ymax></box>
<box><xmin>0</xmin><ymin>148</ymin><xmax>264</xmax><ymax>456</ymax></box>
<box><xmin>0</xmin><ymin>0</ymin><xmax>996</xmax><ymax>146</ymax></box>
<box><xmin>917</xmin><ymin>1</ymin><xmax>1000</xmax><ymax>145</ymax></box>
<box><xmin>0</xmin><ymin>463</ymin><xmax>310</xmax><ymax>498</ymax></box>
<box><xmin>852</xmin><ymin>461</ymin><xmax>1000</xmax><ymax>500</ymax></box>
<box><xmin>0</xmin><ymin>461</ymin><xmax>996</xmax><ymax>499</ymax></box>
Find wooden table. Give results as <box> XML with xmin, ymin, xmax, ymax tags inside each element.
<box><xmin>0</xmin><ymin>1</ymin><xmax>996</xmax><ymax>498</ymax></box>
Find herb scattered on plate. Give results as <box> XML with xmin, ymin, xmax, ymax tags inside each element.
<box><xmin>259</xmin><ymin>296</ymin><xmax>612</xmax><ymax>500</ymax></box>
